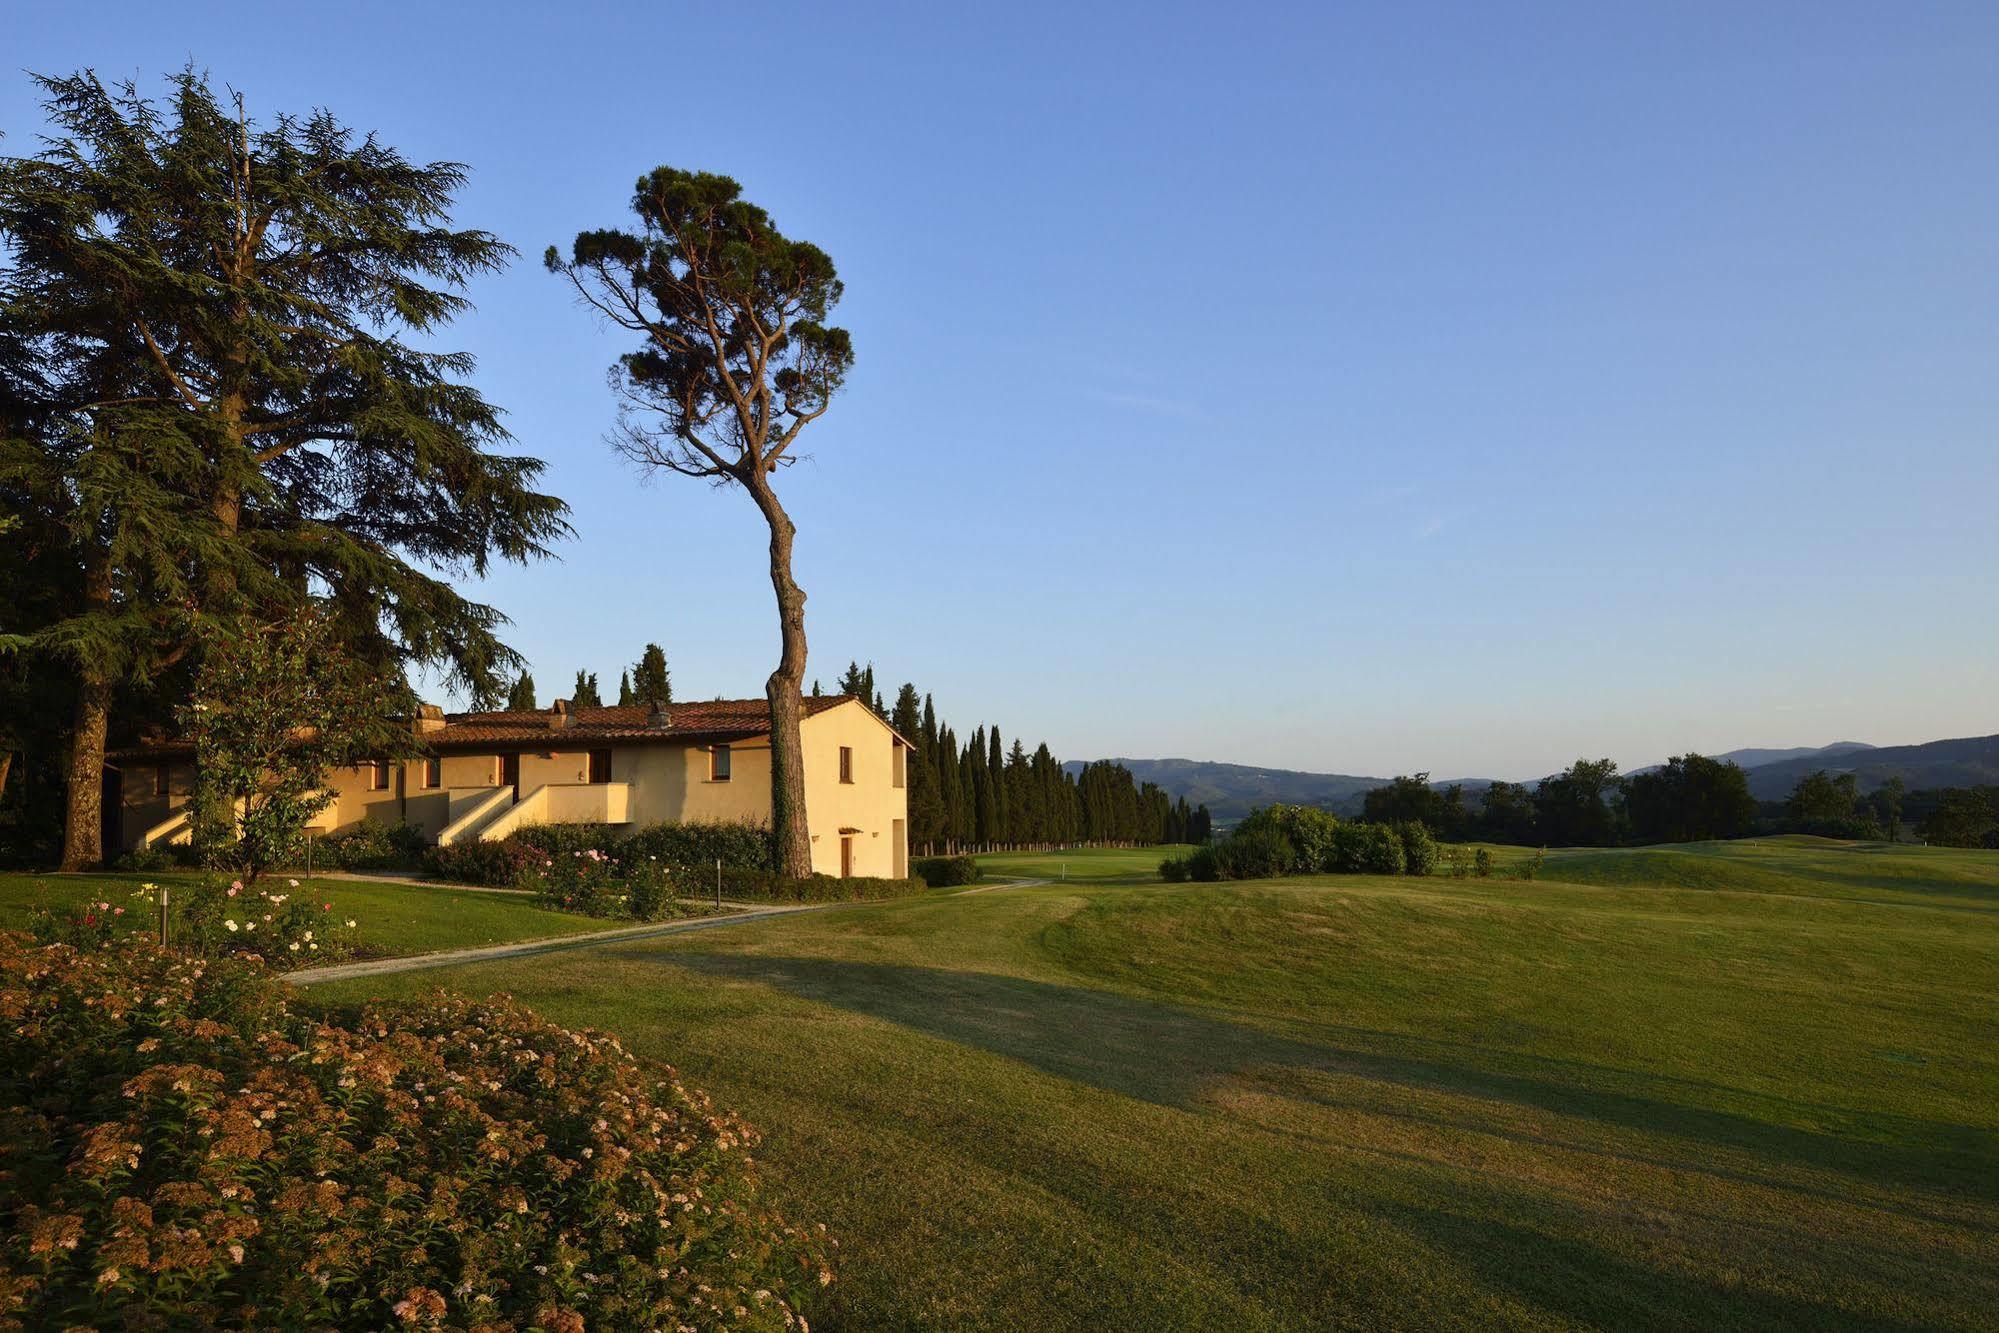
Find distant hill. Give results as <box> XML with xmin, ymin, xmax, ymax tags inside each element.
<box><xmin>1065</xmin><ymin>758</ymin><xmax>1494</xmax><ymax>823</ymax></box>
<box><xmin>1076</xmin><ymin>735</ymin><xmax>1999</xmax><ymax>822</ymax></box>
<box><xmin>1626</xmin><ymin>741</ymin><xmax>1875</xmax><ymax>777</ymax></box>
<box><xmin>1741</xmin><ymin>734</ymin><xmax>1999</xmax><ymax>800</ymax></box>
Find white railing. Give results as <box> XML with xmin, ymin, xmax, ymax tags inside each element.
<box><xmin>436</xmin><ymin>786</ymin><xmax>515</xmax><ymax>846</ymax></box>
<box><xmin>477</xmin><ymin>783</ymin><xmax>631</xmax><ymax>842</ymax></box>
<box><xmin>135</xmin><ymin>807</ymin><xmax>192</xmax><ymax>851</ymax></box>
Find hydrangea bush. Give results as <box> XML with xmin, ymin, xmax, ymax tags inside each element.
<box><xmin>0</xmin><ymin>932</ymin><xmax>832</xmax><ymax>1330</ymax></box>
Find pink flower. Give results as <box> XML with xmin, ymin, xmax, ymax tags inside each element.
<box><xmin>227</xmin><ymin>885</ymin><xmax>239</xmax><ymax>898</ymax></box>
<box><xmin>231</xmin><ymin>879</ymin><xmax>244</xmax><ymax>892</ymax></box>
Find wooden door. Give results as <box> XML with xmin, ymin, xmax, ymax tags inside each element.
<box><xmin>840</xmin><ymin>835</ymin><xmax>854</xmax><ymax>878</ymax></box>
<box><xmin>501</xmin><ymin>753</ymin><xmax>520</xmax><ymax>798</ymax></box>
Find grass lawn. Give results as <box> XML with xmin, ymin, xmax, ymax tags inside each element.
<box><xmin>973</xmin><ymin>843</ymin><xmax>1194</xmax><ymax>883</ymax></box>
<box><xmin>0</xmin><ymin>870</ymin><xmax>606</xmax><ymax>959</ymax></box>
<box><xmin>302</xmin><ymin>837</ymin><xmax>1999</xmax><ymax>1330</ymax></box>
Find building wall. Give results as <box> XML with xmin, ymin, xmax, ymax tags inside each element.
<box><xmin>619</xmin><ymin>738</ymin><xmax>773</xmax><ymax>827</ymax></box>
<box><xmin>798</xmin><ymin>702</ymin><xmax>910</xmax><ymax>878</ymax></box>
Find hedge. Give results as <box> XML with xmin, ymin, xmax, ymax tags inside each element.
<box><xmin>911</xmin><ymin>855</ymin><xmax>979</xmax><ymax>887</ymax></box>
<box><xmin>708</xmin><ymin>869</ymin><xmax>927</xmax><ymax>904</ymax></box>
<box><xmin>0</xmin><ymin>931</ymin><xmax>831</xmax><ymax>1330</ymax></box>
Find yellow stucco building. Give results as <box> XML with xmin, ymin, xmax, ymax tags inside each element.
<box><xmin>111</xmin><ymin>695</ymin><xmax>912</xmax><ymax>879</ymax></box>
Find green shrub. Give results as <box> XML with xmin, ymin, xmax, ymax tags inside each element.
<box><xmin>1234</xmin><ymin>804</ymin><xmax>1341</xmax><ymax>873</ymax></box>
<box><xmin>1356</xmin><ymin>823</ymin><xmax>1406</xmax><ymax>875</ymax></box>
<box><xmin>1212</xmin><ymin>826</ymin><xmax>1293</xmax><ymax>880</ymax></box>
<box><xmin>912</xmin><ymin>855</ymin><xmax>979</xmax><ymax>887</ymax></box>
<box><xmin>111</xmin><ymin>844</ymin><xmax>174</xmax><ymax>874</ymax></box>
<box><xmin>623</xmin><ymin>855</ymin><xmax>684</xmax><ymax>920</ymax></box>
<box><xmin>709</xmin><ymin>870</ymin><xmax>926</xmax><ymax>904</ymax></box>
<box><xmin>318</xmin><ymin>819</ymin><xmax>428</xmax><ymax>871</ymax></box>
<box><xmin>620</xmin><ymin>819</ymin><xmax>774</xmax><ymax>873</ymax></box>
<box><xmin>1185</xmin><ymin>845</ymin><xmax>1223</xmax><ymax>881</ymax></box>
<box><xmin>1159</xmin><ymin>856</ymin><xmax>1190</xmax><ymax>883</ymax></box>
<box><xmin>424</xmin><ymin>838</ymin><xmax>545</xmax><ymax>888</ymax></box>
<box><xmin>510</xmin><ymin>821</ymin><xmax>628</xmax><ymax>859</ymax></box>
<box><xmin>1396</xmin><ymin>821</ymin><xmax>1440</xmax><ymax>876</ymax></box>
<box><xmin>1474</xmin><ymin>847</ymin><xmax>1495</xmax><ymax>878</ymax></box>
<box><xmin>0</xmin><ymin>931</ymin><xmax>830</xmax><ymax>1330</ymax></box>
<box><xmin>522</xmin><ymin>846</ymin><xmax>619</xmax><ymax>915</ymax></box>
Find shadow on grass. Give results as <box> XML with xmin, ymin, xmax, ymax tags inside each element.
<box><xmin>637</xmin><ymin>950</ymin><xmax>1995</xmax><ymax>1207</ymax></box>
<box><xmin>1385</xmin><ymin>1204</ymin><xmax>1943</xmax><ymax>1333</ymax></box>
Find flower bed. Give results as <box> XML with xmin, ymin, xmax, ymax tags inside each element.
<box><xmin>0</xmin><ymin>931</ymin><xmax>832</xmax><ymax>1330</ymax></box>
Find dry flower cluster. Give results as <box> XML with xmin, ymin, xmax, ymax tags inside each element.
<box><xmin>0</xmin><ymin>932</ymin><xmax>832</xmax><ymax>1329</ymax></box>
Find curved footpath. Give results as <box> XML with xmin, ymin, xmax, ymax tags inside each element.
<box><xmin>284</xmin><ymin>878</ymin><xmax>1051</xmax><ymax>988</ymax></box>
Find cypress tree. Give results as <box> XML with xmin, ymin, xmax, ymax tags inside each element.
<box><xmin>505</xmin><ymin>672</ymin><xmax>537</xmax><ymax>712</ymax></box>
<box><xmin>631</xmin><ymin>643</ymin><xmax>670</xmax><ymax>708</ymax></box>
<box><xmin>571</xmin><ymin>670</ymin><xmax>601</xmax><ymax>708</ymax></box>
<box><xmin>617</xmin><ymin>670</ymin><xmax>634</xmax><ymax>706</ymax></box>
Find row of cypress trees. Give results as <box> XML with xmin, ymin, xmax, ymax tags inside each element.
<box><xmin>824</xmin><ymin>662</ymin><xmax>1210</xmax><ymax>855</ymax></box>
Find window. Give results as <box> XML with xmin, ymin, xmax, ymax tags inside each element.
<box><xmin>588</xmin><ymin>749</ymin><xmax>612</xmax><ymax>784</ymax></box>
<box><xmin>152</xmin><ymin>764</ymin><xmax>169</xmax><ymax>798</ymax></box>
<box><xmin>422</xmin><ymin>756</ymin><xmax>441</xmax><ymax>789</ymax></box>
<box><xmin>368</xmin><ymin>760</ymin><xmax>390</xmax><ymax>791</ymax></box>
<box><xmin>709</xmin><ymin>744</ymin><xmax>732</xmax><ymax>782</ymax></box>
<box><xmin>892</xmin><ymin>743</ymin><xmax>906</xmax><ymax>789</ymax></box>
<box><xmin>839</xmin><ymin>746</ymin><xmax>854</xmax><ymax>784</ymax></box>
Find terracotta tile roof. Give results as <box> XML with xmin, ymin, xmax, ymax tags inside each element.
<box><xmin>430</xmin><ymin>695</ymin><xmax>854</xmax><ymax>748</ymax></box>
<box><xmin>108</xmin><ymin>694</ymin><xmax>864</xmax><ymax>761</ymax></box>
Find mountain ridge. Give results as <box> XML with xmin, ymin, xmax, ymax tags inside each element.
<box><xmin>1073</xmin><ymin>735</ymin><xmax>1999</xmax><ymax>821</ymax></box>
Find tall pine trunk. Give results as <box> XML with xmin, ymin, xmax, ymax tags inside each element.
<box><xmin>59</xmin><ymin>551</ymin><xmax>116</xmax><ymax>870</ymax></box>
<box><xmin>60</xmin><ymin>676</ymin><xmax>111</xmax><ymax>871</ymax></box>
<box><xmin>750</xmin><ymin>477</ymin><xmax>813</xmax><ymax>879</ymax></box>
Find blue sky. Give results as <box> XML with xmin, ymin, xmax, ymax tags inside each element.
<box><xmin>8</xmin><ymin>2</ymin><xmax>1997</xmax><ymax>779</ymax></box>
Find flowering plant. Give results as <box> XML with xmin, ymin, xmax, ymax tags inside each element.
<box><xmin>165</xmin><ymin>877</ymin><xmax>357</xmax><ymax>968</ymax></box>
<box><xmin>0</xmin><ymin>931</ymin><xmax>830</xmax><ymax>1330</ymax></box>
<box><xmin>522</xmin><ymin>846</ymin><xmax>617</xmax><ymax>915</ymax></box>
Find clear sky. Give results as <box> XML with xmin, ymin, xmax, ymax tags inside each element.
<box><xmin>8</xmin><ymin>2</ymin><xmax>1997</xmax><ymax>780</ymax></box>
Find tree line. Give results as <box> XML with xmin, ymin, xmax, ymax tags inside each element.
<box><xmin>1360</xmin><ymin>756</ymin><xmax>1997</xmax><ymax>848</ymax></box>
<box><xmin>503</xmin><ymin>643</ymin><xmax>672</xmax><ymax>713</ymax></box>
<box><xmin>826</xmin><ymin>661</ymin><xmax>1211</xmax><ymax>854</ymax></box>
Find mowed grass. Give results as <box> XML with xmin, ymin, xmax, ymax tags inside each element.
<box><xmin>304</xmin><ymin>838</ymin><xmax>1999</xmax><ymax>1330</ymax></box>
<box><xmin>974</xmin><ymin>843</ymin><xmax>1194</xmax><ymax>882</ymax></box>
<box><xmin>0</xmin><ymin>870</ymin><xmax>604</xmax><ymax>958</ymax></box>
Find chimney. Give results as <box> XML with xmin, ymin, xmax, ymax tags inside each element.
<box><xmin>648</xmin><ymin>706</ymin><xmax>671</xmax><ymax>729</ymax></box>
<box><xmin>549</xmin><ymin>699</ymin><xmax>572</xmax><ymax>730</ymax></box>
<box><xmin>413</xmin><ymin>703</ymin><xmax>446</xmax><ymax>736</ymax></box>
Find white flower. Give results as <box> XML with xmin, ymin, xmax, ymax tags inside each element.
<box><xmin>288</xmin><ymin>942</ymin><xmax>300</xmax><ymax>952</ymax></box>
<box><xmin>344</xmin><ymin>919</ymin><xmax>357</xmax><ymax>929</ymax></box>
<box><xmin>302</xmin><ymin>931</ymin><xmax>313</xmax><ymax>941</ymax></box>
<box><xmin>288</xmin><ymin>878</ymin><xmax>299</xmax><ymax>888</ymax></box>
<box><xmin>225</xmin><ymin>920</ymin><xmax>239</xmax><ymax>932</ymax></box>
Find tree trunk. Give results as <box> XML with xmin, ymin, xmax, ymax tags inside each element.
<box><xmin>59</xmin><ymin>550</ymin><xmax>116</xmax><ymax>872</ymax></box>
<box><xmin>749</xmin><ymin>477</ymin><xmax>814</xmax><ymax>878</ymax></box>
<box><xmin>60</xmin><ymin>675</ymin><xmax>112</xmax><ymax>872</ymax></box>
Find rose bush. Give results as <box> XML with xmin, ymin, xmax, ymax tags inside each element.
<box><xmin>0</xmin><ymin>931</ymin><xmax>832</xmax><ymax>1330</ymax></box>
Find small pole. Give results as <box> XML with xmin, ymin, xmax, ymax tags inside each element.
<box><xmin>158</xmin><ymin>883</ymin><xmax>169</xmax><ymax>950</ymax></box>
<box><xmin>715</xmin><ymin>857</ymin><xmax>722</xmax><ymax>910</ymax></box>
<box><xmin>306</xmin><ymin>832</ymin><xmax>314</xmax><ymax>878</ymax></box>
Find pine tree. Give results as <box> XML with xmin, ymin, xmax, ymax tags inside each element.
<box><xmin>630</xmin><ymin>643</ymin><xmax>670</xmax><ymax>708</ymax></box>
<box><xmin>837</xmin><ymin>662</ymin><xmax>866</xmax><ymax>697</ymax></box>
<box><xmin>571</xmin><ymin>670</ymin><xmax>602</xmax><ymax>708</ymax></box>
<box><xmin>2</xmin><ymin>69</ymin><xmax>568</xmax><ymax>865</ymax></box>
<box><xmin>505</xmin><ymin>672</ymin><xmax>537</xmax><ymax>712</ymax></box>
<box><xmin>617</xmin><ymin>670</ymin><xmax>634</xmax><ymax>706</ymax></box>
<box><xmin>549</xmin><ymin>169</ymin><xmax>852</xmax><ymax>879</ymax></box>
